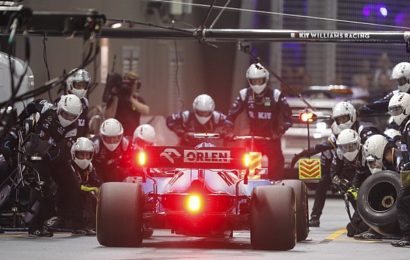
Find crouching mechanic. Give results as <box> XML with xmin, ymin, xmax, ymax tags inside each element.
<box><xmin>384</xmin><ymin>92</ymin><xmax>410</xmax><ymax>247</ymax></box>
<box><xmin>166</xmin><ymin>94</ymin><xmax>232</xmax><ymax>146</ymax></box>
<box><xmin>332</xmin><ymin>128</ymin><xmax>380</xmax><ymax>237</ymax></box>
<box><xmin>226</xmin><ymin>63</ymin><xmax>292</xmax><ymax>180</ymax></box>
<box><xmin>71</xmin><ymin>137</ymin><xmax>101</xmax><ymax>234</ymax></box>
<box><xmin>292</xmin><ymin>101</ymin><xmax>361</xmax><ymax>227</ymax></box>
<box><xmin>92</xmin><ymin>118</ymin><xmax>130</xmax><ymax>182</ymax></box>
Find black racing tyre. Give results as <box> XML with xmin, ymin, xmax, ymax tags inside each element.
<box><xmin>97</xmin><ymin>182</ymin><xmax>144</xmax><ymax>247</ymax></box>
<box><xmin>250</xmin><ymin>186</ymin><xmax>296</xmax><ymax>250</ymax></box>
<box><xmin>357</xmin><ymin>170</ymin><xmax>401</xmax><ymax>236</ymax></box>
<box><xmin>280</xmin><ymin>180</ymin><xmax>309</xmax><ymax>241</ymax></box>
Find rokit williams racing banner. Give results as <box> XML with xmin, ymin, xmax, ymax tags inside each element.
<box><xmin>143</xmin><ymin>146</ymin><xmax>248</xmax><ymax>169</ymax></box>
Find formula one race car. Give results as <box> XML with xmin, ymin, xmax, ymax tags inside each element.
<box><xmin>96</xmin><ymin>134</ymin><xmax>308</xmax><ymax>251</ymax></box>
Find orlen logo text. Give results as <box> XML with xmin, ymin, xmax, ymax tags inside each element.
<box><xmin>183</xmin><ymin>150</ymin><xmax>231</xmax><ymax>163</ymax></box>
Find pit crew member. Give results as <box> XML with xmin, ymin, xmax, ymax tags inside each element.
<box><xmin>166</xmin><ymin>94</ymin><xmax>231</xmax><ymax>146</ymax></box>
<box><xmin>92</xmin><ymin>118</ymin><xmax>130</xmax><ymax>182</ymax></box>
<box><xmin>226</xmin><ymin>63</ymin><xmax>292</xmax><ymax>180</ymax></box>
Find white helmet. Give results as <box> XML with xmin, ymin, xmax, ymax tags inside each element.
<box><xmin>363</xmin><ymin>134</ymin><xmax>389</xmax><ymax>174</ymax></box>
<box><xmin>246</xmin><ymin>63</ymin><xmax>269</xmax><ymax>95</ymax></box>
<box><xmin>71</xmin><ymin>137</ymin><xmax>94</xmax><ymax>170</ymax></box>
<box><xmin>332</xmin><ymin>101</ymin><xmax>357</xmax><ymax>131</ymax></box>
<box><xmin>192</xmin><ymin>94</ymin><xmax>215</xmax><ymax>125</ymax></box>
<box><xmin>133</xmin><ymin>124</ymin><xmax>156</xmax><ymax>146</ymax></box>
<box><xmin>384</xmin><ymin>128</ymin><xmax>401</xmax><ymax>142</ymax></box>
<box><xmin>331</xmin><ymin>121</ymin><xmax>341</xmax><ymax>135</ymax></box>
<box><xmin>388</xmin><ymin>92</ymin><xmax>410</xmax><ymax>126</ymax></box>
<box><xmin>100</xmin><ymin>118</ymin><xmax>124</xmax><ymax>151</ymax></box>
<box><xmin>57</xmin><ymin>94</ymin><xmax>83</xmax><ymax>127</ymax></box>
<box><xmin>66</xmin><ymin>69</ymin><xmax>91</xmax><ymax>98</ymax></box>
<box><xmin>391</xmin><ymin>62</ymin><xmax>410</xmax><ymax>92</ymax></box>
<box><xmin>336</xmin><ymin>129</ymin><xmax>361</xmax><ymax>162</ymax></box>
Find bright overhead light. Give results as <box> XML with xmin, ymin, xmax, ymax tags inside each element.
<box><xmin>111</xmin><ymin>22</ymin><xmax>122</xmax><ymax>29</ymax></box>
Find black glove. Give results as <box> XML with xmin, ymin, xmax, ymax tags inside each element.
<box><xmin>290</xmin><ymin>150</ymin><xmax>308</xmax><ymax>168</ymax></box>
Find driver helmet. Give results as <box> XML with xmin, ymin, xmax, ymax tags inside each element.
<box><xmin>332</xmin><ymin>101</ymin><xmax>357</xmax><ymax>132</ymax></box>
<box><xmin>391</xmin><ymin>62</ymin><xmax>410</xmax><ymax>92</ymax></box>
<box><xmin>66</xmin><ymin>69</ymin><xmax>91</xmax><ymax>98</ymax></box>
<box><xmin>388</xmin><ymin>92</ymin><xmax>410</xmax><ymax>126</ymax></box>
<box><xmin>71</xmin><ymin>137</ymin><xmax>94</xmax><ymax>170</ymax></box>
<box><xmin>100</xmin><ymin>118</ymin><xmax>124</xmax><ymax>151</ymax></box>
<box><xmin>133</xmin><ymin>124</ymin><xmax>156</xmax><ymax>148</ymax></box>
<box><xmin>246</xmin><ymin>63</ymin><xmax>269</xmax><ymax>95</ymax></box>
<box><xmin>57</xmin><ymin>94</ymin><xmax>83</xmax><ymax>127</ymax></box>
<box><xmin>336</xmin><ymin>129</ymin><xmax>361</xmax><ymax>162</ymax></box>
<box><xmin>363</xmin><ymin>134</ymin><xmax>389</xmax><ymax>174</ymax></box>
<box><xmin>192</xmin><ymin>94</ymin><xmax>215</xmax><ymax>125</ymax></box>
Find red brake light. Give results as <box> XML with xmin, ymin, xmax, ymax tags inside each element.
<box><xmin>135</xmin><ymin>150</ymin><xmax>147</xmax><ymax>167</ymax></box>
<box><xmin>185</xmin><ymin>194</ymin><xmax>202</xmax><ymax>213</ymax></box>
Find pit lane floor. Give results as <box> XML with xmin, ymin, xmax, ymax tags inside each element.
<box><xmin>0</xmin><ymin>198</ymin><xmax>408</xmax><ymax>260</ymax></box>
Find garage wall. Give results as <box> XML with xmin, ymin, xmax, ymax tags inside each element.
<box><xmin>16</xmin><ymin>0</ymin><xmax>209</xmax><ymax>116</ymax></box>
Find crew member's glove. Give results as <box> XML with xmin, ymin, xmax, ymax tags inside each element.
<box><xmin>347</xmin><ymin>187</ymin><xmax>359</xmax><ymax>201</ymax></box>
<box><xmin>332</xmin><ymin>175</ymin><xmax>341</xmax><ymax>186</ymax></box>
<box><xmin>80</xmin><ymin>185</ymin><xmax>100</xmax><ymax>199</ymax></box>
<box><xmin>290</xmin><ymin>150</ymin><xmax>309</xmax><ymax>168</ymax></box>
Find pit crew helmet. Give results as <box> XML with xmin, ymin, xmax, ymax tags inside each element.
<box><xmin>100</xmin><ymin>118</ymin><xmax>124</xmax><ymax>151</ymax></box>
<box><xmin>71</xmin><ymin>137</ymin><xmax>94</xmax><ymax>170</ymax></box>
<box><xmin>133</xmin><ymin>124</ymin><xmax>156</xmax><ymax>147</ymax></box>
<box><xmin>336</xmin><ymin>129</ymin><xmax>361</xmax><ymax>162</ymax></box>
<box><xmin>384</xmin><ymin>128</ymin><xmax>401</xmax><ymax>143</ymax></box>
<box><xmin>246</xmin><ymin>63</ymin><xmax>269</xmax><ymax>95</ymax></box>
<box><xmin>66</xmin><ymin>69</ymin><xmax>91</xmax><ymax>98</ymax></box>
<box><xmin>363</xmin><ymin>134</ymin><xmax>389</xmax><ymax>174</ymax></box>
<box><xmin>57</xmin><ymin>94</ymin><xmax>83</xmax><ymax>127</ymax></box>
<box><xmin>391</xmin><ymin>62</ymin><xmax>410</xmax><ymax>92</ymax></box>
<box><xmin>388</xmin><ymin>92</ymin><xmax>410</xmax><ymax>126</ymax></box>
<box><xmin>332</xmin><ymin>101</ymin><xmax>357</xmax><ymax>131</ymax></box>
<box><xmin>192</xmin><ymin>94</ymin><xmax>215</xmax><ymax>125</ymax></box>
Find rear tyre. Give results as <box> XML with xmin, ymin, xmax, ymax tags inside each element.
<box><xmin>97</xmin><ymin>182</ymin><xmax>143</xmax><ymax>247</ymax></box>
<box><xmin>250</xmin><ymin>186</ymin><xmax>296</xmax><ymax>250</ymax></box>
<box><xmin>281</xmin><ymin>180</ymin><xmax>309</xmax><ymax>241</ymax></box>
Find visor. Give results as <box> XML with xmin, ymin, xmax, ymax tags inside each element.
<box><xmin>60</xmin><ymin>109</ymin><xmax>79</xmax><ymax>121</ymax></box>
<box><xmin>102</xmin><ymin>135</ymin><xmax>122</xmax><ymax>144</ymax></box>
<box><xmin>366</xmin><ymin>155</ymin><xmax>383</xmax><ymax>168</ymax></box>
<box><xmin>195</xmin><ymin>109</ymin><xmax>212</xmax><ymax>118</ymax></box>
<box><xmin>397</xmin><ymin>77</ymin><xmax>408</xmax><ymax>86</ymax></box>
<box><xmin>338</xmin><ymin>142</ymin><xmax>359</xmax><ymax>153</ymax></box>
<box><xmin>74</xmin><ymin>150</ymin><xmax>93</xmax><ymax>160</ymax></box>
<box><xmin>388</xmin><ymin>105</ymin><xmax>404</xmax><ymax>116</ymax></box>
<box><xmin>249</xmin><ymin>78</ymin><xmax>266</xmax><ymax>85</ymax></box>
<box><xmin>73</xmin><ymin>81</ymin><xmax>89</xmax><ymax>90</ymax></box>
<box><xmin>334</xmin><ymin>114</ymin><xmax>350</xmax><ymax>125</ymax></box>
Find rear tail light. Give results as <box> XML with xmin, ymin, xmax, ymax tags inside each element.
<box><xmin>185</xmin><ymin>193</ymin><xmax>202</xmax><ymax>214</ymax></box>
<box><xmin>135</xmin><ymin>150</ymin><xmax>147</xmax><ymax>167</ymax></box>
